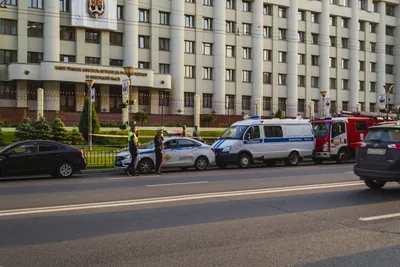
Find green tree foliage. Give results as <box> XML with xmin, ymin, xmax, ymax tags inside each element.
<box><xmin>274</xmin><ymin>109</ymin><xmax>285</xmax><ymax>119</ymax></box>
<box><xmin>15</xmin><ymin>113</ymin><xmax>34</xmax><ymax>141</ymax></box>
<box><xmin>78</xmin><ymin>98</ymin><xmax>101</xmax><ymax>140</ymax></box>
<box><xmin>51</xmin><ymin>113</ymin><xmax>70</xmax><ymax>144</ymax></box>
<box><xmin>133</xmin><ymin>112</ymin><xmax>149</xmax><ymax>126</ymax></box>
<box><xmin>69</xmin><ymin>128</ymin><xmax>85</xmax><ymax>145</ymax></box>
<box><xmin>32</xmin><ymin>116</ymin><xmax>52</xmax><ymax>140</ymax></box>
<box><xmin>0</xmin><ymin>127</ymin><xmax>4</xmax><ymax>146</ymax></box>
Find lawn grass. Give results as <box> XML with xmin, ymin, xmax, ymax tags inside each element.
<box><xmin>1</xmin><ymin>131</ymin><xmax>16</xmax><ymax>145</ymax></box>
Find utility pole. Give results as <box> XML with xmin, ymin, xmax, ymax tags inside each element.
<box><xmin>85</xmin><ymin>79</ymin><xmax>95</xmax><ymax>151</ymax></box>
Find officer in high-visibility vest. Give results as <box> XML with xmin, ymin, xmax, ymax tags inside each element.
<box><xmin>127</xmin><ymin>123</ymin><xmax>140</xmax><ymax>176</ymax></box>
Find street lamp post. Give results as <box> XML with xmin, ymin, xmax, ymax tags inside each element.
<box><xmin>320</xmin><ymin>91</ymin><xmax>327</xmax><ymax>117</ymax></box>
<box><xmin>123</xmin><ymin>66</ymin><xmax>135</xmax><ymax>125</ymax></box>
<box><xmin>384</xmin><ymin>84</ymin><xmax>393</xmax><ymax>121</ymax></box>
<box><xmin>225</xmin><ymin>96</ymin><xmax>230</xmax><ymax>125</ymax></box>
<box><xmin>85</xmin><ymin>79</ymin><xmax>95</xmax><ymax>151</ymax></box>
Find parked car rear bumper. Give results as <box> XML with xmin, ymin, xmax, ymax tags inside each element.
<box><xmin>354</xmin><ymin>166</ymin><xmax>400</xmax><ymax>181</ymax></box>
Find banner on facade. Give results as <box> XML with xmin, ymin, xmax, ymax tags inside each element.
<box><xmin>90</xmin><ymin>88</ymin><xmax>96</xmax><ymax>103</ymax></box>
<box><xmin>122</xmin><ymin>79</ymin><xmax>129</xmax><ymax>100</ymax></box>
<box><xmin>378</xmin><ymin>94</ymin><xmax>386</xmax><ymax>110</ymax></box>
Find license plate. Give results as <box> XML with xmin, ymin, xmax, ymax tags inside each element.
<box><xmin>367</xmin><ymin>148</ymin><xmax>387</xmax><ymax>155</ymax></box>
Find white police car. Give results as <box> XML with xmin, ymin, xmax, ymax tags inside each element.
<box><xmin>115</xmin><ymin>137</ymin><xmax>215</xmax><ymax>174</ymax></box>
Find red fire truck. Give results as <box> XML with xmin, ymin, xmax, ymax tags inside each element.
<box><xmin>312</xmin><ymin>115</ymin><xmax>388</xmax><ymax>164</ymax></box>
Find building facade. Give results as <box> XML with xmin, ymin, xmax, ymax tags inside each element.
<box><xmin>0</xmin><ymin>0</ymin><xmax>400</xmax><ymax>120</ymax></box>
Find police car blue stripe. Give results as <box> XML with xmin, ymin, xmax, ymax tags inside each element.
<box><xmin>213</xmin><ymin>139</ymin><xmax>224</xmax><ymax>148</ymax></box>
<box><xmin>215</xmin><ymin>140</ymin><xmax>226</xmax><ymax>148</ymax></box>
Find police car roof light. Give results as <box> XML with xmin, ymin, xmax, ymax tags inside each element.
<box><xmin>324</xmin><ymin>116</ymin><xmax>333</xmax><ymax>120</ymax></box>
<box><xmin>250</xmin><ymin>115</ymin><xmax>261</xmax><ymax>119</ymax></box>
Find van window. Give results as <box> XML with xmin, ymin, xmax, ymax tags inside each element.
<box><xmin>244</xmin><ymin>126</ymin><xmax>260</xmax><ymax>140</ymax></box>
<box><xmin>264</xmin><ymin>126</ymin><xmax>283</xmax><ymax>138</ymax></box>
<box><xmin>355</xmin><ymin>121</ymin><xmax>367</xmax><ymax>132</ymax></box>
<box><xmin>285</xmin><ymin>125</ymin><xmax>303</xmax><ymax>137</ymax></box>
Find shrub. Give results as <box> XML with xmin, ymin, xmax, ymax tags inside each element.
<box><xmin>0</xmin><ymin>127</ymin><xmax>4</xmax><ymax>146</ymax></box>
<box><xmin>203</xmin><ymin>114</ymin><xmax>217</xmax><ymax>127</ymax></box>
<box><xmin>32</xmin><ymin>116</ymin><xmax>52</xmax><ymax>140</ymax></box>
<box><xmin>133</xmin><ymin>112</ymin><xmax>149</xmax><ymax>126</ymax></box>
<box><xmin>69</xmin><ymin>128</ymin><xmax>84</xmax><ymax>145</ymax></box>
<box><xmin>15</xmin><ymin>113</ymin><xmax>34</xmax><ymax>141</ymax></box>
<box><xmin>51</xmin><ymin>113</ymin><xmax>70</xmax><ymax>144</ymax></box>
<box><xmin>274</xmin><ymin>109</ymin><xmax>285</xmax><ymax>119</ymax></box>
<box><xmin>78</xmin><ymin>98</ymin><xmax>101</xmax><ymax>140</ymax></box>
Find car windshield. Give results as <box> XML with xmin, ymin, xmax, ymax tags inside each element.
<box><xmin>365</xmin><ymin>128</ymin><xmax>400</xmax><ymax>142</ymax></box>
<box><xmin>312</xmin><ymin>122</ymin><xmax>331</xmax><ymax>137</ymax></box>
<box><xmin>220</xmin><ymin>125</ymin><xmax>248</xmax><ymax>139</ymax></box>
<box><xmin>140</xmin><ymin>140</ymin><xmax>155</xmax><ymax>149</ymax></box>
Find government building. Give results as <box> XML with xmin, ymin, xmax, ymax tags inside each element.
<box><xmin>0</xmin><ymin>0</ymin><xmax>400</xmax><ymax>122</ymax></box>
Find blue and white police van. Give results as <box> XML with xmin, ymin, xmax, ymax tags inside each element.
<box><xmin>212</xmin><ymin>116</ymin><xmax>315</xmax><ymax>169</ymax></box>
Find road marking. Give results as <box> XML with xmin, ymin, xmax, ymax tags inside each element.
<box><xmin>0</xmin><ymin>181</ymin><xmax>363</xmax><ymax>218</ymax></box>
<box><xmin>344</xmin><ymin>171</ymin><xmax>354</xmax><ymax>174</ymax></box>
<box><xmin>107</xmin><ymin>175</ymin><xmax>159</xmax><ymax>180</ymax></box>
<box><xmin>146</xmin><ymin>181</ymin><xmax>209</xmax><ymax>187</ymax></box>
<box><xmin>359</xmin><ymin>213</ymin><xmax>400</xmax><ymax>222</ymax></box>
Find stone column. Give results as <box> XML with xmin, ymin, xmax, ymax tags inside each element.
<box><xmin>43</xmin><ymin>0</ymin><xmax>60</xmax><ymax>62</ymax></box>
<box><xmin>349</xmin><ymin>3</ymin><xmax>359</xmax><ymax>112</ymax></box>
<box><xmin>16</xmin><ymin>80</ymin><xmax>27</xmax><ymax>108</ymax></box>
<box><xmin>75</xmin><ymin>83</ymin><xmax>85</xmax><ymax>112</ymax></box>
<box><xmin>287</xmin><ymin>0</ymin><xmax>299</xmax><ymax>117</ymax></box>
<box><xmin>252</xmin><ymin>0</ymin><xmax>264</xmax><ymax>116</ymax></box>
<box><xmin>124</xmin><ymin>0</ymin><xmax>138</xmax><ymax>67</ymax></box>
<box><xmin>37</xmin><ymin>88</ymin><xmax>44</xmax><ymax>120</ymax></box>
<box><xmin>170</xmin><ymin>0</ymin><xmax>185</xmax><ymax>114</ymax></box>
<box><xmin>131</xmin><ymin>87</ymin><xmax>139</xmax><ymax>113</ymax></box>
<box><xmin>376</xmin><ymin>1</ymin><xmax>386</xmax><ymax>108</ymax></box>
<box><xmin>150</xmin><ymin>88</ymin><xmax>160</xmax><ymax>114</ymax></box>
<box><xmin>319</xmin><ymin>0</ymin><xmax>330</xmax><ymax>115</ymax></box>
<box><xmin>213</xmin><ymin>0</ymin><xmax>226</xmax><ymax>115</ymax></box>
<box><xmin>100</xmin><ymin>85</ymin><xmax>110</xmax><ymax>112</ymax></box>
<box><xmin>17</xmin><ymin>0</ymin><xmax>27</xmax><ymax>63</ymax></box>
<box><xmin>43</xmin><ymin>81</ymin><xmax>60</xmax><ymax>111</ymax></box>
<box><xmin>194</xmin><ymin>95</ymin><xmax>201</xmax><ymax>128</ymax></box>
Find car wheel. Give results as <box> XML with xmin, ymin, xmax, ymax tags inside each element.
<box><xmin>57</xmin><ymin>162</ymin><xmax>74</xmax><ymax>178</ymax></box>
<box><xmin>138</xmin><ymin>158</ymin><xmax>153</xmax><ymax>174</ymax></box>
<box><xmin>195</xmin><ymin>156</ymin><xmax>208</xmax><ymax>171</ymax></box>
<box><xmin>312</xmin><ymin>158</ymin><xmax>323</xmax><ymax>164</ymax></box>
<box><xmin>237</xmin><ymin>153</ymin><xmax>251</xmax><ymax>169</ymax></box>
<box><xmin>264</xmin><ymin>159</ymin><xmax>277</xmax><ymax>167</ymax></box>
<box><xmin>285</xmin><ymin>152</ymin><xmax>300</xmax><ymax>166</ymax></box>
<box><xmin>336</xmin><ymin>148</ymin><xmax>350</xmax><ymax>164</ymax></box>
<box><xmin>364</xmin><ymin>179</ymin><xmax>386</xmax><ymax>190</ymax></box>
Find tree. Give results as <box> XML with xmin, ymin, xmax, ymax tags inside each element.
<box><xmin>51</xmin><ymin>113</ymin><xmax>70</xmax><ymax>143</ymax></box>
<box><xmin>15</xmin><ymin>113</ymin><xmax>34</xmax><ymax>141</ymax></box>
<box><xmin>0</xmin><ymin>126</ymin><xmax>4</xmax><ymax>146</ymax></box>
<box><xmin>133</xmin><ymin>112</ymin><xmax>149</xmax><ymax>126</ymax></box>
<box><xmin>274</xmin><ymin>109</ymin><xmax>285</xmax><ymax>119</ymax></box>
<box><xmin>32</xmin><ymin>116</ymin><xmax>52</xmax><ymax>140</ymax></box>
<box><xmin>69</xmin><ymin>128</ymin><xmax>84</xmax><ymax>145</ymax></box>
<box><xmin>78</xmin><ymin>98</ymin><xmax>101</xmax><ymax>140</ymax></box>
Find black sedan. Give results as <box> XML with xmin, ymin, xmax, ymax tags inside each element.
<box><xmin>354</xmin><ymin>123</ymin><xmax>400</xmax><ymax>189</ymax></box>
<box><xmin>0</xmin><ymin>140</ymin><xmax>87</xmax><ymax>178</ymax></box>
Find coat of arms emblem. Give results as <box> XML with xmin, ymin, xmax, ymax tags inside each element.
<box><xmin>88</xmin><ymin>0</ymin><xmax>105</xmax><ymax>19</ymax></box>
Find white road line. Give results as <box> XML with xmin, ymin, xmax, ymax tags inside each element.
<box><xmin>0</xmin><ymin>181</ymin><xmax>363</xmax><ymax>218</ymax></box>
<box><xmin>344</xmin><ymin>171</ymin><xmax>354</xmax><ymax>174</ymax></box>
<box><xmin>107</xmin><ymin>175</ymin><xmax>159</xmax><ymax>180</ymax></box>
<box><xmin>359</xmin><ymin>213</ymin><xmax>400</xmax><ymax>222</ymax></box>
<box><xmin>146</xmin><ymin>181</ymin><xmax>209</xmax><ymax>187</ymax></box>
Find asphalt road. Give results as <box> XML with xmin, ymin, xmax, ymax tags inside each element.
<box><xmin>1</xmin><ymin>163</ymin><xmax>400</xmax><ymax>267</ymax></box>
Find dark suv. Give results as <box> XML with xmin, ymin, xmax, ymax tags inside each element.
<box><xmin>354</xmin><ymin>123</ymin><xmax>400</xmax><ymax>189</ymax></box>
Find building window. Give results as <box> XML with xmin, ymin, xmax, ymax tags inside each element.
<box><xmin>184</xmin><ymin>92</ymin><xmax>195</xmax><ymax>107</ymax></box>
<box><xmin>0</xmin><ymin>49</ymin><xmax>17</xmax><ymax>64</ymax></box>
<box><xmin>242</xmin><ymin>96</ymin><xmax>251</xmax><ymax>110</ymax></box>
<box><xmin>358</xmin><ymin>61</ymin><xmax>365</xmax><ymax>71</ymax></box>
<box><xmin>60</xmin><ymin>55</ymin><xmax>76</xmax><ymax>63</ymax></box>
<box><xmin>370</xmin><ymin>23</ymin><xmax>376</xmax><ymax>33</ymax></box>
<box><xmin>226</xmin><ymin>69</ymin><xmax>235</xmax><ymax>81</ymax></box>
<box><xmin>27</xmin><ymin>81</ymin><xmax>42</xmax><ymax>100</ymax></box>
<box><xmin>226</xmin><ymin>0</ymin><xmax>235</xmax><ymax>9</ymax></box>
<box><xmin>136</xmin><ymin>89</ymin><xmax>149</xmax><ymax>105</ymax></box>
<box><xmin>330</xmin><ymin>101</ymin><xmax>337</xmax><ymax>114</ymax></box>
<box><xmin>159</xmin><ymin>38</ymin><xmax>170</xmax><ymax>51</ymax></box>
<box><xmin>263</xmin><ymin>72</ymin><xmax>272</xmax><ymax>84</ymax></box>
<box><xmin>370</xmin><ymin>62</ymin><xmax>376</xmax><ymax>72</ymax></box>
<box><xmin>311</xmin><ymin>33</ymin><xmax>319</xmax><ymax>44</ymax></box>
<box><xmin>311</xmin><ymin>55</ymin><xmax>319</xmax><ymax>66</ymax></box>
<box><xmin>263</xmin><ymin>26</ymin><xmax>272</xmax><ymax>38</ymax></box>
<box><xmin>386</xmin><ymin>64</ymin><xmax>394</xmax><ymax>75</ymax></box>
<box><xmin>27</xmin><ymin>52</ymin><xmax>43</xmax><ymax>63</ymax></box>
<box><xmin>278</xmin><ymin>98</ymin><xmax>287</xmax><ymax>112</ymax></box>
<box><xmin>264</xmin><ymin>4</ymin><xmax>272</xmax><ymax>15</ymax></box>
<box><xmin>60</xmin><ymin>0</ymin><xmax>70</xmax><ymax>12</ymax></box>
<box><xmin>358</xmin><ymin>21</ymin><xmax>365</xmax><ymax>31</ymax></box>
<box><xmin>330</xmin><ymin>36</ymin><xmax>336</xmax><ymax>47</ymax></box>
<box><xmin>185</xmin><ymin>40</ymin><xmax>195</xmax><ymax>54</ymax></box>
<box><xmin>242</xmin><ymin>1</ymin><xmax>251</xmax><ymax>12</ymax></box>
<box><xmin>386</xmin><ymin>26</ymin><xmax>394</xmax><ymax>36</ymax></box>
<box><xmin>278</xmin><ymin>74</ymin><xmax>287</xmax><ymax>85</ymax></box>
<box><xmin>298</xmin><ymin>31</ymin><xmax>305</xmax><ymax>42</ymax></box>
<box><xmin>298</xmin><ymin>99</ymin><xmax>305</xmax><ymax>112</ymax></box>
<box><xmin>243</xmin><ymin>23</ymin><xmax>251</xmax><ymax>35</ymax></box>
<box><xmin>298</xmin><ymin>54</ymin><xmax>306</xmax><ymax>65</ymax></box>
<box><xmin>138</xmin><ymin>62</ymin><xmax>150</xmax><ymax>69</ymax></box>
<box><xmin>278</xmin><ymin>28</ymin><xmax>286</xmax><ymax>40</ymax></box>
<box><xmin>311</xmin><ymin>12</ymin><xmax>319</xmax><ymax>23</ymax></box>
<box><xmin>60</xmin><ymin>83</ymin><xmax>75</xmax><ymax>112</ymax></box>
<box><xmin>0</xmin><ymin>81</ymin><xmax>16</xmax><ymax>100</ymax></box>
<box><xmin>226</xmin><ymin>45</ymin><xmax>234</xmax><ymax>57</ymax></box>
<box><xmin>263</xmin><ymin>97</ymin><xmax>271</xmax><ymax>111</ymax></box>
<box><xmin>28</xmin><ymin>0</ymin><xmax>43</xmax><ymax>8</ymax></box>
<box><xmin>185</xmin><ymin>0</ymin><xmax>194</xmax><ymax>3</ymax></box>
<box><xmin>358</xmin><ymin>81</ymin><xmax>365</xmax><ymax>91</ymax></box>
<box><xmin>203</xmin><ymin>43</ymin><xmax>213</xmax><ymax>55</ymax></box>
<box><xmin>330</xmin><ymin>78</ymin><xmax>337</xmax><ymax>89</ymax></box>
<box><xmin>139</xmin><ymin>9</ymin><xmax>150</xmax><ymax>23</ymax></box>
<box><xmin>203</xmin><ymin>0</ymin><xmax>212</xmax><ymax>6</ymax></box>
<box><xmin>0</xmin><ymin>19</ymin><xmax>17</xmax><ymax>35</ymax></box>
<box><xmin>139</xmin><ymin>35</ymin><xmax>150</xmax><ymax>49</ymax></box>
<box><xmin>226</xmin><ymin>95</ymin><xmax>235</xmax><ymax>109</ymax></box>
<box><xmin>342</xmin><ymin>38</ymin><xmax>348</xmax><ymax>48</ymax></box>
<box><xmin>203</xmin><ymin>93</ymin><xmax>213</xmax><ymax>108</ymax></box>
<box><xmin>159</xmin><ymin>64</ymin><xmax>170</xmax><ymax>74</ymax></box>
<box><xmin>242</xmin><ymin>70</ymin><xmax>251</xmax><ymax>83</ymax></box>
<box><xmin>109</xmin><ymin>86</ymin><xmax>122</xmax><ymax>113</ymax></box>
<box><xmin>117</xmin><ymin>6</ymin><xmax>124</xmax><ymax>19</ymax></box>
<box><xmin>386</xmin><ymin>45</ymin><xmax>394</xmax><ymax>55</ymax></box>
<box><xmin>359</xmin><ymin>40</ymin><xmax>365</xmax><ymax>51</ymax></box>
<box><xmin>60</xmin><ymin>26</ymin><xmax>75</xmax><ymax>41</ymax></box>
<box><xmin>341</xmin><ymin>18</ymin><xmax>349</xmax><ymax>28</ymax></box>
<box><xmin>298</xmin><ymin>76</ymin><xmax>306</xmax><ymax>87</ymax></box>
<box><xmin>85</xmin><ymin>57</ymin><xmax>100</xmax><ymax>65</ymax></box>
<box><xmin>28</xmin><ymin>21</ymin><xmax>43</xmax><ymax>38</ymax></box>
<box><xmin>311</xmin><ymin>77</ymin><xmax>319</xmax><ymax>88</ymax></box>
<box><xmin>110</xmin><ymin>59</ymin><xmax>123</xmax><ymax>66</ymax></box>
<box><xmin>263</xmin><ymin>50</ymin><xmax>272</xmax><ymax>61</ymax></box>
<box><xmin>4</xmin><ymin>0</ymin><xmax>17</xmax><ymax>5</ymax></box>
<box><xmin>342</xmin><ymin>101</ymin><xmax>349</xmax><ymax>112</ymax></box>
<box><xmin>110</xmin><ymin>32</ymin><xmax>123</xmax><ymax>46</ymax></box>
<box><xmin>159</xmin><ymin>91</ymin><xmax>170</xmax><ymax>107</ymax></box>
<box><xmin>369</xmin><ymin>103</ymin><xmax>376</xmax><ymax>112</ymax></box>
<box><xmin>370</xmin><ymin>42</ymin><xmax>376</xmax><ymax>52</ymax></box>
<box><xmin>159</xmin><ymin>11</ymin><xmax>169</xmax><ymax>25</ymax></box>
<box><xmin>359</xmin><ymin>0</ymin><xmax>366</xmax><ymax>10</ymax></box>
<box><xmin>242</xmin><ymin>47</ymin><xmax>252</xmax><ymax>59</ymax></box>
<box><xmin>203</xmin><ymin>67</ymin><xmax>213</xmax><ymax>80</ymax></box>
<box><xmin>330</xmin><ymin>15</ymin><xmax>337</xmax><ymax>26</ymax></box>
<box><xmin>85</xmin><ymin>30</ymin><xmax>100</xmax><ymax>43</ymax></box>
<box><xmin>370</xmin><ymin>82</ymin><xmax>376</xmax><ymax>92</ymax></box>
<box><xmin>342</xmin><ymin>79</ymin><xmax>349</xmax><ymax>90</ymax></box>
<box><xmin>278</xmin><ymin>51</ymin><xmax>287</xmax><ymax>63</ymax></box>
<box><xmin>185</xmin><ymin>15</ymin><xmax>195</xmax><ymax>28</ymax></box>
<box><xmin>203</xmin><ymin>17</ymin><xmax>213</xmax><ymax>30</ymax></box>
<box><xmin>386</xmin><ymin>4</ymin><xmax>395</xmax><ymax>16</ymax></box>
<box><xmin>298</xmin><ymin>10</ymin><xmax>305</xmax><ymax>21</ymax></box>
<box><xmin>226</xmin><ymin>21</ymin><xmax>235</xmax><ymax>33</ymax></box>
<box><xmin>278</xmin><ymin>6</ymin><xmax>287</xmax><ymax>18</ymax></box>
<box><xmin>341</xmin><ymin>59</ymin><xmax>349</xmax><ymax>69</ymax></box>
<box><xmin>185</xmin><ymin>65</ymin><xmax>195</xmax><ymax>78</ymax></box>
<box><xmin>330</xmin><ymin>57</ymin><xmax>336</xmax><ymax>68</ymax></box>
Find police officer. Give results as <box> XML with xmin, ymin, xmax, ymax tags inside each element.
<box><xmin>154</xmin><ymin>129</ymin><xmax>164</xmax><ymax>175</ymax></box>
<box><xmin>127</xmin><ymin>123</ymin><xmax>140</xmax><ymax>176</ymax></box>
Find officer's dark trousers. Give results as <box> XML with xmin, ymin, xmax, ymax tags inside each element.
<box><xmin>128</xmin><ymin>148</ymin><xmax>138</xmax><ymax>174</ymax></box>
<box><xmin>155</xmin><ymin>151</ymin><xmax>163</xmax><ymax>172</ymax></box>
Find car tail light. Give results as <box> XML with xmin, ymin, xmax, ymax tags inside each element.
<box><xmin>211</xmin><ymin>148</ymin><xmax>215</xmax><ymax>152</ymax></box>
<box><xmin>75</xmin><ymin>151</ymin><xmax>84</xmax><ymax>156</ymax></box>
<box><xmin>387</xmin><ymin>144</ymin><xmax>400</xmax><ymax>150</ymax></box>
